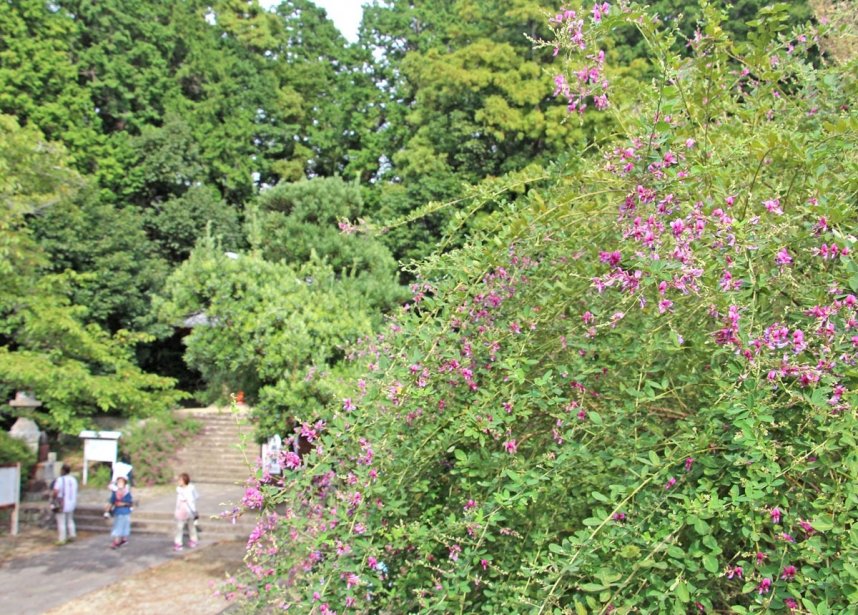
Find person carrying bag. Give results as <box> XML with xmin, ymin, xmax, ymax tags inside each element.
<box><xmin>106</xmin><ymin>476</ymin><xmax>132</xmax><ymax>549</ymax></box>
<box><xmin>173</xmin><ymin>472</ymin><xmax>199</xmax><ymax>551</ymax></box>
<box><xmin>51</xmin><ymin>464</ymin><xmax>78</xmax><ymax>545</ymax></box>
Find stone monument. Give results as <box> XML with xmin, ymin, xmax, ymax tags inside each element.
<box><xmin>8</xmin><ymin>391</ymin><xmax>42</xmax><ymax>454</ymax></box>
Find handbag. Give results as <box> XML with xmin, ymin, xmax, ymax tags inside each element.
<box><xmin>50</xmin><ymin>495</ymin><xmax>64</xmax><ymax>513</ymax></box>
<box><xmin>50</xmin><ymin>476</ymin><xmax>65</xmax><ymax>512</ymax></box>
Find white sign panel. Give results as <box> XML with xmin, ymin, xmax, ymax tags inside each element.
<box><xmin>84</xmin><ymin>438</ymin><xmax>119</xmax><ymax>463</ymax></box>
<box><xmin>0</xmin><ymin>465</ymin><xmax>19</xmax><ymax>507</ymax></box>
<box><xmin>262</xmin><ymin>435</ymin><xmax>282</xmax><ymax>475</ymax></box>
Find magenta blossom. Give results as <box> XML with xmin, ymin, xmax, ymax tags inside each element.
<box><xmin>592</xmin><ymin>2</ymin><xmax>609</xmax><ymax>22</ymax></box>
<box><xmin>343</xmin><ymin>398</ymin><xmax>356</xmax><ymax>412</ymax></box>
<box><xmin>684</xmin><ymin>457</ymin><xmax>694</xmax><ymax>472</ymax></box>
<box><xmin>281</xmin><ymin>451</ymin><xmax>302</xmax><ymax>470</ymax></box>
<box><xmin>770</xmin><ymin>506</ymin><xmax>782</xmax><ymax>524</ymax></box>
<box><xmin>726</xmin><ymin>565</ymin><xmax>743</xmax><ymax>579</ymax></box>
<box><xmin>503</xmin><ymin>439</ymin><xmax>518</xmax><ymax>455</ymax></box>
<box><xmin>780</xmin><ymin>532</ymin><xmax>796</xmax><ymax>543</ymax></box>
<box><xmin>757</xmin><ymin>578</ymin><xmax>772</xmax><ymax>594</ymax></box>
<box><xmin>775</xmin><ymin>247</ymin><xmax>793</xmax><ymax>267</ymax></box>
<box><xmin>798</xmin><ymin>518</ymin><xmax>815</xmax><ymax>535</ymax></box>
<box><xmin>785</xmin><ymin>598</ymin><xmax>799</xmax><ymax>611</ymax></box>
<box><xmin>664</xmin><ymin>477</ymin><xmax>677</xmax><ymax>490</ymax></box>
<box><xmin>242</xmin><ymin>486</ymin><xmax>264</xmax><ymax>509</ymax></box>
<box><xmin>448</xmin><ymin>544</ymin><xmax>461</xmax><ymax>561</ymax></box>
<box><xmin>756</xmin><ymin>551</ymin><xmax>767</xmax><ymax>565</ymax></box>
<box><xmin>612</xmin><ymin>511</ymin><xmax>626</xmax><ymax>521</ymax></box>
<box><xmin>480</xmin><ymin>558</ymin><xmax>489</xmax><ymax>570</ymax></box>
<box><xmin>764</xmin><ymin>198</ymin><xmax>783</xmax><ymax>215</ymax></box>
<box><xmin>781</xmin><ymin>565</ymin><xmax>797</xmax><ymax>581</ymax></box>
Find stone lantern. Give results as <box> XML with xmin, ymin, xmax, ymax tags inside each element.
<box><xmin>8</xmin><ymin>391</ymin><xmax>43</xmax><ymax>454</ymax></box>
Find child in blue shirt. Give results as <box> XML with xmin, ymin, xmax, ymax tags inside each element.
<box><xmin>106</xmin><ymin>476</ymin><xmax>133</xmax><ymax>549</ymax></box>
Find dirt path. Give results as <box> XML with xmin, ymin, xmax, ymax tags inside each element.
<box><xmin>44</xmin><ymin>541</ymin><xmax>245</xmax><ymax>615</ymax></box>
<box><xmin>0</xmin><ymin>528</ymin><xmax>245</xmax><ymax>615</ymax></box>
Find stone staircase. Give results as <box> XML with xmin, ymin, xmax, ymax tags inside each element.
<box><xmin>71</xmin><ymin>493</ymin><xmax>259</xmax><ymax>542</ymax></box>
<box><xmin>173</xmin><ymin>407</ymin><xmax>259</xmax><ymax>485</ymax></box>
<box><xmin>24</xmin><ymin>407</ymin><xmax>265</xmax><ymax>543</ymax></box>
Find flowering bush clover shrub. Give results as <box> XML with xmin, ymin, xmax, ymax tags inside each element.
<box><xmin>229</xmin><ymin>3</ymin><xmax>856</xmax><ymax>612</ymax></box>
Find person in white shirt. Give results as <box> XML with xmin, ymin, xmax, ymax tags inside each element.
<box><xmin>52</xmin><ymin>464</ymin><xmax>78</xmax><ymax>545</ymax></box>
<box><xmin>173</xmin><ymin>472</ymin><xmax>199</xmax><ymax>551</ymax></box>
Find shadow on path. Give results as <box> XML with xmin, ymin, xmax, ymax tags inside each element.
<box><xmin>0</xmin><ymin>533</ymin><xmax>193</xmax><ymax>614</ymax></box>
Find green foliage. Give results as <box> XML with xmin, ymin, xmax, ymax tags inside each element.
<box><xmin>232</xmin><ymin>3</ymin><xmax>857</xmax><ymax>612</ymax></box>
<box><xmin>252</xmin><ymin>177</ymin><xmax>405</xmax><ymax>312</ymax></box>
<box><xmin>31</xmin><ymin>188</ymin><xmax>169</xmax><ymax>332</ymax></box>
<box><xmin>0</xmin><ymin>116</ymin><xmax>183</xmax><ymax>433</ymax></box>
<box><xmin>145</xmin><ymin>185</ymin><xmax>244</xmax><ymax>264</ymax></box>
<box><xmin>157</xmin><ymin>237</ymin><xmax>376</xmax><ymax>436</ymax></box>
<box><xmin>0</xmin><ymin>430</ymin><xmax>35</xmax><ymax>481</ymax></box>
<box><xmin>86</xmin><ymin>463</ymin><xmax>112</xmax><ymax>489</ymax></box>
<box><xmin>120</xmin><ymin>414</ymin><xmax>201</xmax><ymax>486</ymax></box>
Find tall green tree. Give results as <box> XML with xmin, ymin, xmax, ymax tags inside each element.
<box><xmin>251</xmin><ymin>177</ymin><xmax>405</xmax><ymax>313</ymax></box>
<box><xmin>0</xmin><ymin>0</ymin><xmax>101</xmax><ymax>170</ymax></box>
<box><xmin>157</xmin><ymin>238</ymin><xmax>374</xmax><ymax>435</ymax></box>
<box><xmin>0</xmin><ymin>116</ymin><xmax>182</xmax><ymax>432</ymax></box>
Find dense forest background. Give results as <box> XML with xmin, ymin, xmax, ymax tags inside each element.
<box><xmin>0</xmin><ymin>0</ymin><xmax>815</xmax><ymax>433</ymax></box>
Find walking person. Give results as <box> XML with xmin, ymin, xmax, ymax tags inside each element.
<box><xmin>106</xmin><ymin>476</ymin><xmax>133</xmax><ymax>549</ymax></box>
<box><xmin>174</xmin><ymin>472</ymin><xmax>199</xmax><ymax>551</ymax></box>
<box><xmin>52</xmin><ymin>464</ymin><xmax>78</xmax><ymax>545</ymax></box>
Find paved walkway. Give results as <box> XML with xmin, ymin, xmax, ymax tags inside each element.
<box><xmin>1</xmin><ymin>483</ymin><xmax>252</xmax><ymax>614</ymax></box>
<box><xmin>76</xmin><ymin>481</ymin><xmax>246</xmax><ymax>517</ymax></box>
<box><xmin>1</xmin><ymin>533</ymin><xmax>191</xmax><ymax>614</ymax></box>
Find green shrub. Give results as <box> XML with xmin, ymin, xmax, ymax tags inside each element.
<box><xmin>231</xmin><ymin>3</ymin><xmax>858</xmax><ymax>613</ymax></box>
<box><xmin>0</xmin><ymin>430</ymin><xmax>34</xmax><ymax>481</ymax></box>
<box><xmin>120</xmin><ymin>414</ymin><xmax>201</xmax><ymax>485</ymax></box>
<box><xmin>87</xmin><ymin>463</ymin><xmax>112</xmax><ymax>488</ymax></box>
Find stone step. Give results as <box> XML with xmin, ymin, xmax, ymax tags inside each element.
<box><xmin>177</xmin><ymin>448</ymin><xmax>254</xmax><ymax>455</ymax></box>
<box><xmin>178</xmin><ymin>477</ymin><xmax>244</xmax><ymax>485</ymax></box>
<box><xmin>176</xmin><ymin>458</ymin><xmax>251</xmax><ymax>466</ymax></box>
<box><xmin>175</xmin><ymin>461</ymin><xmax>250</xmax><ymax>469</ymax></box>
<box><xmin>71</xmin><ymin>506</ymin><xmax>258</xmax><ymax>541</ymax></box>
<box><xmin>177</xmin><ymin>474</ymin><xmax>246</xmax><ymax>482</ymax></box>
<box><xmin>175</xmin><ymin>453</ymin><xmax>250</xmax><ymax>462</ymax></box>
<box><xmin>74</xmin><ymin>518</ymin><xmax>256</xmax><ymax>541</ymax></box>
<box><xmin>188</xmin><ymin>422</ymin><xmax>252</xmax><ymax>430</ymax></box>
<box><xmin>177</xmin><ymin>466</ymin><xmax>245</xmax><ymax>474</ymax></box>
<box><xmin>183</xmin><ymin>438</ymin><xmax>254</xmax><ymax>446</ymax></box>
<box><xmin>177</xmin><ymin>465</ymin><xmax>249</xmax><ymax>472</ymax></box>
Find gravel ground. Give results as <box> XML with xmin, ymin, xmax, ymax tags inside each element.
<box><xmin>42</xmin><ymin>541</ymin><xmax>246</xmax><ymax>615</ymax></box>
<box><xmin>0</xmin><ymin>528</ymin><xmax>97</xmax><ymax>564</ymax></box>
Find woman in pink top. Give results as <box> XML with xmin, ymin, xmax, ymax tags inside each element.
<box><xmin>173</xmin><ymin>472</ymin><xmax>199</xmax><ymax>551</ymax></box>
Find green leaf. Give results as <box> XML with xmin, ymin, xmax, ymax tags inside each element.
<box><xmin>811</xmin><ymin>518</ymin><xmax>834</xmax><ymax>532</ymax></box>
<box><xmin>580</xmin><ymin>583</ymin><xmax>606</xmax><ymax>592</ymax></box>
<box><xmin>675</xmin><ymin>581</ymin><xmax>690</xmax><ymax>603</ymax></box>
<box><xmin>667</xmin><ymin>545</ymin><xmax>684</xmax><ymax>559</ymax></box>
<box><xmin>702</xmin><ymin>555</ymin><xmax>719</xmax><ymax>574</ymax></box>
